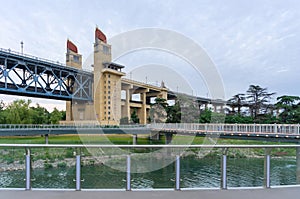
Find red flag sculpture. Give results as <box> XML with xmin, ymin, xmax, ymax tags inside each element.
<box><xmin>95</xmin><ymin>28</ymin><xmax>107</xmax><ymax>43</ymax></box>
<box><xmin>67</xmin><ymin>39</ymin><xmax>78</xmax><ymax>53</ymax></box>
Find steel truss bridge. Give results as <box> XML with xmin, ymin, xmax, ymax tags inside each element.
<box><xmin>0</xmin><ymin>48</ymin><xmax>93</xmax><ymax>101</ymax></box>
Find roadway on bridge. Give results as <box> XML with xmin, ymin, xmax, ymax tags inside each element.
<box><xmin>1</xmin><ymin>187</ymin><xmax>300</xmax><ymax>199</ymax></box>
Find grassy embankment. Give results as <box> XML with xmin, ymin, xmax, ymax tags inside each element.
<box><xmin>0</xmin><ymin>134</ymin><xmax>296</xmax><ymax>162</ymax></box>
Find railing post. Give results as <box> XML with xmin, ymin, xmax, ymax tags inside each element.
<box><xmin>264</xmin><ymin>148</ymin><xmax>271</xmax><ymax>188</ymax></box>
<box><xmin>221</xmin><ymin>148</ymin><xmax>228</xmax><ymax>189</ymax></box>
<box><xmin>76</xmin><ymin>153</ymin><xmax>81</xmax><ymax>191</ymax></box>
<box><xmin>45</xmin><ymin>134</ymin><xmax>49</xmax><ymax>144</ymax></box>
<box><xmin>126</xmin><ymin>155</ymin><xmax>131</xmax><ymax>191</ymax></box>
<box><xmin>25</xmin><ymin>148</ymin><xmax>31</xmax><ymax>190</ymax></box>
<box><xmin>175</xmin><ymin>155</ymin><xmax>180</xmax><ymax>191</ymax></box>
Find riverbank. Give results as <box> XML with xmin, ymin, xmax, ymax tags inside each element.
<box><xmin>0</xmin><ymin>134</ymin><xmax>296</xmax><ymax>172</ymax></box>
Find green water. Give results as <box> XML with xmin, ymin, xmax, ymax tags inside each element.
<box><xmin>0</xmin><ymin>156</ymin><xmax>298</xmax><ymax>189</ymax></box>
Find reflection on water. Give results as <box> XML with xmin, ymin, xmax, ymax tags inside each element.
<box><xmin>0</xmin><ymin>156</ymin><xmax>297</xmax><ymax>189</ymax></box>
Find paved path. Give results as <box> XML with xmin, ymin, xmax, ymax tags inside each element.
<box><xmin>1</xmin><ymin>187</ymin><xmax>300</xmax><ymax>199</ymax></box>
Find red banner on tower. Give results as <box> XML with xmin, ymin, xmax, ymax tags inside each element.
<box><xmin>67</xmin><ymin>40</ymin><xmax>78</xmax><ymax>53</ymax></box>
<box><xmin>95</xmin><ymin>28</ymin><xmax>107</xmax><ymax>43</ymax></box>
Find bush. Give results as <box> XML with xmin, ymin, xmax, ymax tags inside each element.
<box><xmin>6</xmin><ymin>157</ymin><xmax>14</xmax><ymax>164</ymax></box>
<box><xmin>57</xmin><ymin>162</ymin><xmax>67</xmax><ymax>168</ymax></box>
<box><xmin>44</xmin><ymin>162</ymin><xmax>53</xmax><ymax>169</ymax></box>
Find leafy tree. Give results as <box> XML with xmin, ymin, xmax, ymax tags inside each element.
<box><xmin>199</xmin><ymin>109</ymin><xmax>212</xmax><ymax>123</ymax></box>
<box><xmin>228</xmin><ymin>94</ymin><xmax>246</xmax><ymax>115</ymax></box>
<box><xmin>31</xmin><ymin>103</ymin><xmax>50</xmax><ymax>124</ymax></box>
<box><xmin>166</xmin><ymin>101</ymin><xmax>181</xmax><ymax>123</ymax></box>
<box><xmin>130</xmin><ymin>108</ymin><xmax>140</xmax><ymax>124</ymax></box>
<box><xmin>149</xmin><ymin>98</ymin><xmax>168</xmax><ymax>123</ymax></box>
<box><xmin>246</xmin><ymin>85</ymin><xmax>275</xmax><ymax>119</ymax></box>
<box><xmin>5</xmin><ymin>99</ymin><xmax>33</xmax><ymax>124</ymax></box>
<box><xmin>0</xmin><ymin>100</ymin><xmax>6</xmax><ymax>123</ymax></box>
<box><xmin>275</xmin><ymin>95</ymin><xmax>300</xmax><ymax>123</ymax></box>
<box><xmin>225</xmin><ymin>114</ymin><xmax>254</xmax><ymax>124</ymax></box>
<box><xmin>50</xmin><ymin>108</ymin><xmax>63</xmax><ymax>124</ymax></box>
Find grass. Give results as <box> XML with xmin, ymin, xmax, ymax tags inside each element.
<box><xmin>0</xmin><ymin>134</ymin><xmax>297</xmax><ymax>165</ymax></box>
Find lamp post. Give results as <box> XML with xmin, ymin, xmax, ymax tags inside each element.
<box><xmin>20</xmin><ymin>41</ymin><xmax>24</xmax><ymax>55</ymax></box>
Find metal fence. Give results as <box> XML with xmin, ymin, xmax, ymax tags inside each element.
<box><xmin>0</xmin><ymin>144</ymin><xmax>299</xmax><ymax>191</ymax></box>
<box><xmin>150</xmin><ymin>123</ymin><xmax>300</xmax><ymax>135</ymax></box>
<box><xmin>0</xmin><ymin>123</ymin><xmax>299</xmax><ymax>135</ymax></box>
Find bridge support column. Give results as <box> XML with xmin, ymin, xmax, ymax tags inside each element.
<box><xmin>124</xmin><ymin>88</ymin><xmax>131</xmax><ymax>120</ymax></box>
<box><xmin>150</xmin><ymin>132</ymin><xmax>160</xmax><ymax>141</ymax></box>
<box><xmin>297</xmin><ymin>147</ymin><xmax>300</xmax><ymax>184</ymax></box>
<box><xmin>165</xmin><ymin>133</ymin><xmax>173</xmax><ymax>144</ymax></box>
<box><xmin>45</xmin><ymin>134</ymin><xmax>49</xmax><ymax>144</ymax></box>
<box><xmin>25</xmin><ymin>148</ymin><xmax>31</xmax><ymax>190</ymax></box>
<box><xmin>140</xmin><ymin>92</ymin><xmax>147</xmax><ymax>125</ymax></box>
<box><xmin>132</xmin><ymin>134</ymin><xmax>137</xmax><ymax>145</ymax></box>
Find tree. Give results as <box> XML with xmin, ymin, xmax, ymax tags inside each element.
<box><xmin>166</xmin><ymin>101</ymin><xmax>181</xmax><ymax>123</ymax></box>
<box><xmin>31</xmin><ymin>103</ymin><xmax>50</xmax><ymax>124</ymax></box>
<box><xmin>5</xmin><ymin>99</ymin><xmax>33</xmax><ymax>124</ymax></box>
<box><xmin>275</xmin><ymin>95</ymin><xmax>300</xmax><ymax>123</ymax></box>
<box><xmin>228</xmin><ymin>94</ymin><xmax>246</xmax><ymax>115</ymax></box>
<box><xmin>149</xmin><ymin>98</ymin><xmax>168</xmax><ymax>123</ymax></box>
<box><xmin>199</xmin><ymin>109</ymin><xmax>212</xmax><ymax>123</ymax></box>
<box><xmin>130</xmin><ymin>108</ymin><xmax>140</xmax><ymax>124</ymax></box>
<box><xmin>50</xmin><ymin>108</ymin><xmax>63</xmax><ymax>124</ymax></box>
<box><xmin>0</xmin><ymin>100</ymin><xmax>6</xmax><ymax>123</ymax></box>
<box><xmin>246</xmin><ymin>85</ymin><xmax>275</xmax><ymax>119</ymax></box>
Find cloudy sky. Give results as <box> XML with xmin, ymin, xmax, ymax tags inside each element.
<box><xmin>0</xmin><ymin>0</ymin><xmax>299</xmax><ymax>110</ymax></box>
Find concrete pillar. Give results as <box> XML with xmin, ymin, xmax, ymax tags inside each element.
<box><xmin>45</xmin><ymin>134</ymin><xmax>49</xmax><ymax>144</ymax></box>
<box><xmin>150</xmin><ymin>131</ymin><xmax>160</xmax><ymax>140</ymax></box>
<box><xmin>297</xmin><ymin>146</ymin><xmax>300</xmax><ymax>184</ymax></box>
<box><xmin>165</xmin><ymin>133</ymin><xmax>173</xmax><ymax>144</ymax></box>
<box><xmin>66</xmin><ymin>101</ymin><xmax>72</xmax><ymax>121</ymax></box>
<box><xmin>140</xmin><ymin>92</ymin><xmax>147</xmax><ymax>124</ymax></box>
<box><xmin>125</xmin><ymin>89</ymin><xmax>131</xmax><ymax>120</ymax></box>
<box><xmin>132</xmin><ymin>134</ymin><xmax>137</xmax><ymax>145</ymax></box>
<box><xmin>213</xmin><ymin>104</ymin><xmax>217</xmax><ymax>112</ymax></box>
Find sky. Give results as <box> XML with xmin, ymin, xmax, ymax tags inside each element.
<box><xmin>0</xmin><ymin>0</ymin><xmax>299</xmax><ymax>111</ymax></box>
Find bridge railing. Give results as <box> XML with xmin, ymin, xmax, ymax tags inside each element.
<box><xmin>0</xmin><ymin>48</ymin><xmax>91</xmax><ymax>73</ymax></box>
<box><xmin>0</xmin><ymin>123</ymin><xmax>146</xmax><ymax>130</ymax></box>
<box><xmin>0</xmin><ymin>144</ymin><xmax>299</xmax><ymax>191</ymax></box>
<box><xmin>149</xmin><ymin>123</ymin><xmax>300</xmax><ymax>135</ymax></box>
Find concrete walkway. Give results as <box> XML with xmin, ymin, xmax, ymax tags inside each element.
<box><xmin>1</xmin><ymin>187</ymin><xmax>300</xmax><ymax>199</ymax></box>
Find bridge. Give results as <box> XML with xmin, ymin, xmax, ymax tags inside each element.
<box><xmin>0</xmin><ymin>48</ymin><xmax>93</xmax><ymax>101</ymax></box>
<box><xmin>1</xmin><ymin>27</ymin><xmax>229</xmax><ymax>126</ymax></box>
<box><xmin>0</xmin><ymin>123</ymin><xmax>299</xmax><ymax>144</ymax></box>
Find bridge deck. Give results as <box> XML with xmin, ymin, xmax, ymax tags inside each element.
<box><xmin>1</xmin><ymin>187</ymin><xmax>300</xmax><ymax>199</ymax></box>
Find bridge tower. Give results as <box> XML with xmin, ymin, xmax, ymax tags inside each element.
<box><xmin>93</xmin><ymin>28</ymin><xmax>125</xmax><ymax>125</ymax></box>
<box><xmin>65</xmin><ymin>40</ymin><xmax>82</xmax><ymax>121</ymax></box>
<box><xmin>65</xmin><ymin>40</ymin><xmax>94</xmax><ymax>122</ymax></box>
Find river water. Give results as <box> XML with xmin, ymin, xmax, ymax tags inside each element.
<box><xmin>0</xmin><ymin>156</ymin><xmax>298</xmax><ymax>189</ymax></box>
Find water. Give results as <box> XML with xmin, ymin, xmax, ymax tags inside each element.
<box><xmin>0</xmin><ymin>156</ymin><xmax>298</xmax><ymax>189</ymax></box>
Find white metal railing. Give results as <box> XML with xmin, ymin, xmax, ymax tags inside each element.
<box><xmin>0</xmin><ymin>123</ymin><xmax>299</xmax><ymax>135</ymax></box>
<box><xmin>0</xmin><ymin>144</ymin><xmax>299</xmax><ymax>191</ymax></box>
<box><xmin>0</xmin><ymin>124</ymin><xmax>146</xmax><ymax>130</ymax></box>
<box><xmin>149</xmin><ymin>123</ymin><xmax>300</xmax><ymax>135</ymax></box>
<box><xmin>0</xmin><ymin>48</ymin><xmax>91</xmax><ymax>73</ymax></box>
